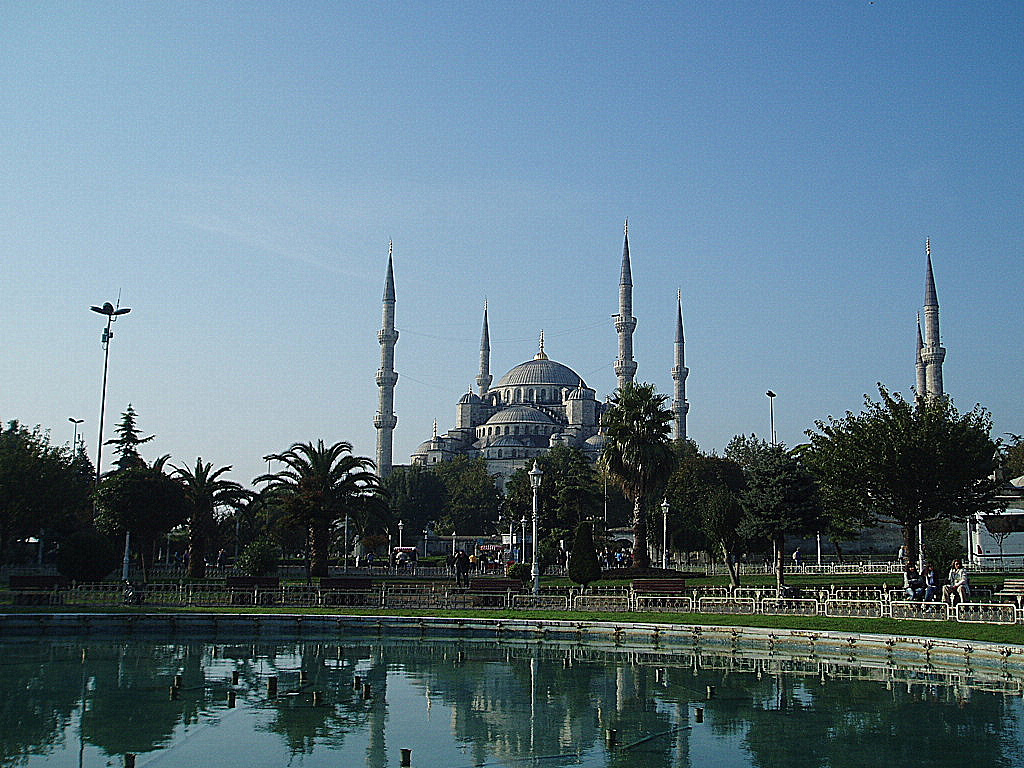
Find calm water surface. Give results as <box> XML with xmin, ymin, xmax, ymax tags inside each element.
<box><xmin>2</xmin><ymin>634</ymin><xmax>1023</xmax><ymax>767</ymax></box>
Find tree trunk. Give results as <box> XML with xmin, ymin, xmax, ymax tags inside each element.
<box><xmin>310</xmin><ymin>522</ymin><xmax>330</xmax><ymax>577</ymax></box>
<box><xmin>187</xmin><ymin>533</ymin><xmax>206</xmax><ymax>579</ymax></box>
<box><xmin>721</xmin><ymin>542</ymin><xmax>740</xmax><ymax>587</ymax></box>
<box><xmin>631</xmin><ymin>497</ymin><xmax>650</xmax><ymax>570</ymax></box>
<box><xmin>833</xmin><ymin>539</ymin><xmax>845</xmax><ymax>564</ymax></box>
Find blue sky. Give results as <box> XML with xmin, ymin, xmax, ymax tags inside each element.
<box><xmin>3</xmin><ymin>1</ymin><xmax>1022</xmax><ymax>486</ymax></box>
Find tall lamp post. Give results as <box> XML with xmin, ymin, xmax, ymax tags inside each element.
<box><xmin>766</xmin><ymin>390</ymin><xmax>777</xmax><ymax>446</ymax></box>
<box><xmin>520</xmin><ymin>517</ymin><xmax>527</xmax><ymax>564</ymax></box>
<box><xmin>661</xmin><ymin>498</ymin><xmax>670</xmax><ymax>570</ymax></box>
<box><xmin>398</xmin><ymin>519</ymin><xmax>404</xmax><ymax>548</ymax></box>
<box><xmin>90</xmin><ymin>300</ymin><xmax>131</xmax><ymax>580</ymax></box>
<box><xmin>529</xmin><ymin>461</ymin><xmax>543</xmax><ymax>595</ymax></box>
<box><xmin>68</xmin><ymin>418</ymin><xmax>84</xmax><ymax>455</ymax></box>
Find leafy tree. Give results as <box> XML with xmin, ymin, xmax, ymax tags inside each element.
<box><xmin>93</xmin><ymin>457</ymin><xmax>188</xmax><ymax>577</ymax></box>
<box><xmin>602</xmin><ymin>381</ymin><xmax>676</xmax><ymax>570</ymax></box>
<box><xmin>256</xmin><ymin>440</ymin><xmax>386</xmax><ymax>577</ymax></box>
<box><xmin>172</xmin><ymin>458</ymin><xmax>246</xmax><ymax>579</ymax></box>
<box><xmin>104</xmin><ymin>404</ymin><xmax>153</xmax><ymax>473</ymax></box>
<box><xmin>431</xmin><ymin>455</ymin><xmax>500</xmax><ymax>535</ymax></box>
<box><xmin>1001</xmin><ymin>433</ymin><xmax>1024</xmax><ymax>480</ymax></box>
<box><xmin>737</xmin><ymin>442</ymin><xmax>822</xmax><ymax>589</ymax></box>
<box><xmin>56</xmin><ymin>528</ymin><xmax>119</xmax><ymax>582</ymax></box>
<box><xmin>236</xmin><ymin>537</ymin><xmax>281</xmax><ymax>577</ymax></box>
<box><xmin>700</xmin><ymin>486</ymin><xmax>746</xmax><ymax>586</ymax></box>
<box><xmin>806</xmin><ymin>386</ymin><xmax>1000</xmax><ymax>555</ymax></box>
<box><xmin>385</xmin><ymin>464</ymin><xmax>447</xmax><ymax>533</ymax></box>
<box><xmin>0</xmin><ymin>420</ymin><xmax>93</xmax><ymax>562</ymax></box>
<box><xmin>567</xmin><ymin>521</ymin><xmax>601</xmax><ymax>589</ymax></box>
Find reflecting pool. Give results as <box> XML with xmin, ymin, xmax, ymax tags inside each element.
<box><xmin>3</xmin><ymin>634</ymin><xmax>1023</xmax><ymax>767</ymax></box>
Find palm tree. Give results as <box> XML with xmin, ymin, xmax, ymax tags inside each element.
<box><xmin>602</xmin><ymin>382</ymin><xmax>676</xmax><ymax>570</ymax></box>
<box><xmin>255</xmin><ymin>440</ymin><xmax>386</xmax><ymax>578</ymax></box>
<box><xmin>172</xmin><ymin>459</ymin><xmax>246</xmax><ymax>579</ymax></box>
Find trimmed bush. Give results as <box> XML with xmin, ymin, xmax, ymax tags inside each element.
<box><xmin>568</xmin><ymin>521</ymin><xmax>601</xmax><ymax>589</ymax></box>
<box><xmin>56</xmin><ymin>529</ymin><xmax>119</xmax><ymax>582</ymax></box>
<box><xmin>236</xmin><ymin>538</ymin><xmax>281</xmax><ymax>577</ymax></box>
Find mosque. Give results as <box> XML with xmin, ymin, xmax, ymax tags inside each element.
<box><xmin>373</xmin><ymin>226</ymin><xmax>946</xmax><ymax>492</ymax></box>
<box><xmin>373</xmin><ymin>223</ymin><xmax>689</xmax><ymax>487</ymax></box>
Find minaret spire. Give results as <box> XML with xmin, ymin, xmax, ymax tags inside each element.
<box><xmin>535</xmin><ymin>329</ymin><xmax>548</xmax><ymax>360</ymax></box>
<box><xmin>672</xmin><ymin>290</ymin><xmax>689</xmax><ymax>441</ymax></box>
<box><xmin>920</xmin><ymin>238</ymin><xmax>945</xmax><ymax>398</ymax></box>
<box><xmin>915</xmin><ymin>312</ymin><xmax>927</xmax><ymax>398</ymax></box>
<box><xmin>613</xmin><ymin>219</ymin><xmax>638</xmax><ymax>390</ymax></box>
<box><xmin>374</xmin><ymin>241</ymin><xmax>399</xmax><ymax>477</ymax></box>
<box><xmin>476</xmin><ymin>299</ymin><xmax>492</xmax><ymax>395</ymax></box>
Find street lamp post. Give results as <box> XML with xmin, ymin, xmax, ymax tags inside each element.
<box><xmin>398</xmin><ymin>520</ymin><xmax>404</xmax><ymax>549</ymax></box>
<box><xmin>520</xmin><ymin>517</ymin><xmax>527</xmax><ymax>564</ymax></box>
<box><xmin>661</xmin><ymin>499</ymin><xmax>670</xmax><ymax>570</ymax></box>
<box><xmin>343</xmin><ymin>515</ymin><xmax>350</xmax><ymax>573</ymax></box>
<box><xmin>529</xmin><ymin>461</ymin><xmax>543</xmax><ymax>595</ymax></box>
<box><xmin>766</xmin><ymin>390</ymin><xmax>777</xmax><ymax>446</ymax></box>
<box><xmin>423</xmin><ymin>526</ymin><xmax>430</xmax><ymax>559</ymax></box>
<box><xmin>90</xmin><ymin>300</ymin><xmax>131</xmax><ymax>580</ymax></box>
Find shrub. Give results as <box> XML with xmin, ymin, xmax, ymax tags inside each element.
<box><xmin>568</xmin><ymin>521</ymin><xmax>601</xmax><ymax>589</ymax></box>
<box><xmin>56</xmin><ymin>529</ymin><xmax>119</xmax><ymax>582</ymax></box>
<box><xmin>236</xmin><ymin>538</ymin><xmax>281</xmax><ymax>577</ymax></box>
<box><xmin>506</xmin><ymin>563</ymin><xmax>530</xmax><ymax>583</ymax></box>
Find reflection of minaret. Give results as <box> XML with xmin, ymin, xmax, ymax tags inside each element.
<box><xmin>476</xmin><ymin>300</ymin><xmax>492</xmax><ymax>396</ymax></box>
<box><xmin>374</xmin><ymin>243</ymin><xmax>399</xmax><ymax>477</ymax></box>
<box><xmin>613</xmin><ymin>220</ymin><xmax>638</xmax><ymax>391</ymax></box>
<box><xmin>672</xmin><ymin>290</ymin><xmax>689</xmax><ymax>441</ymax></box>
<box><xmin>915</xmin><ymin>312</ymin><xmax>927</xmax><ymax>398</ymax></box>
<box><xmin>365</xmin><ymin>646</ymin><xmax>389</xmax><ymax>768</ymax></box>
<box><xmin>920</xmin><ymin>239</ymin><xmax>946</xmax><ymax>398</ymax></box>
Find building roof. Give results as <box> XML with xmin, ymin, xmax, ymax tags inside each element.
<box><xmin>484</xmin><ymin>405</ymin><xmax>555</xmax><ymax>425</ymax></box>
<box><xmin>496</xmin><ymin>358</ymin><xmax>585</xmax><ymax>389</ymax></box>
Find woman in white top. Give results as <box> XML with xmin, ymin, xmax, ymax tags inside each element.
<box><xmin>941</xmin><ymin>560</ymin><xmax>970</xmax><ymax>606</ymax></box>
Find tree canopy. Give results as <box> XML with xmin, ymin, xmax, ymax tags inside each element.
<box><xmin>806</xmin><ymin>386</ymin><xmax>1000</xmax><ymax>553</ymax></box>
<box><xmin>173</xmin><ymin>458</ymin><xmax>246</xmax><ymax>578</ymax></box>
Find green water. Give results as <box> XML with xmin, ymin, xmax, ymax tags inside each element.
<box><xmin>2</xmin><ymin>635</ymin><xmax>1022</xmax><ymax>767</ymax></box>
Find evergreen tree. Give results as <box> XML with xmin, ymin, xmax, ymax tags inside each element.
<box><xmin>105</xmin><ymin>404</ymin><xmax>153</xmax><ymax>473</ymax></box>
<box><xmin>567</xmin><ymin>520</ymin><xmax>601</xmax><ymax>589</ymax></box>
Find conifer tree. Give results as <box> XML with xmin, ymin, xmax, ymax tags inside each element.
<box><xmin>568</xmin><ymin>520</ymin><xmax>601</xmax><ymax>589</ymax></box>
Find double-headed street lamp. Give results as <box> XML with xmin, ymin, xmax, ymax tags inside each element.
<box><xmin>90</xmin><ymin>301</ymin><xmax>131</xmax><ymax>482</ymax></box>
<box><xmin>398</xmin><ymin>519</ymin><xmax>404</xmax><ymax>548</ymax></box>
<box><xmin>529</xmin><ymin>461</ymin><xmax>544</xmax><ymax>595</ymax></box>
<box><xmin>766</xmin><ymin>390</ymin><xmax>777</xmax><ymax>447</ymax></box>
<box><xmin>68</xmin><ymin>418</ymin><xmax>84</xmax><ymax>454</ymax></box>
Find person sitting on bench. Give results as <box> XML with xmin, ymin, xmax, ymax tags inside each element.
<box><xmin>941</xmin><ymin>560</ymin><xmax>970</xmax><ymax>606</ymax></box>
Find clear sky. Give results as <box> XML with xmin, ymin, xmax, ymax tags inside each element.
<box><xmin>3</xmin><ymin>1</ymin><xmax>1022</xmax><ymax>487</ymax></box>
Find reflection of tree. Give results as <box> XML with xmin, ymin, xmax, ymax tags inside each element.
<box><xmin>0</xmin><ymin>643</ymin><xmax>82</xmax><ymax>766</ymax></box>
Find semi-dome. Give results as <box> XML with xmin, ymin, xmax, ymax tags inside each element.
<box><xmin>489</xmin><ymin>436</ymin><xmax>524</xmax><ymax>448</ymax></box>
<box><xmin>484</xmin><ymin>405</ymin><xmax>554</xmax><ymax>425</ymax></box>
<box><xmin>496</xmin><ymin>358</ymin><xmax>585</xmax><ymax>389</ymax></box>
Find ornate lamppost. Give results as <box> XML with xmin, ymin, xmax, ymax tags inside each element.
<box><xmin>661</xmin><ymin>498</ymin><xmax>670</xmax><ymax>569</ymax></box>
<box><xmin>529</xmin><ymin>461</ymin><xmax>543</xmax><ymax>595</ymax></box>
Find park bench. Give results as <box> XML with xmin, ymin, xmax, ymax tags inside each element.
<box><xmin>995</xmin><ymin>579</ymin><xmax>1024</xmax><ymax>605</ymax></box>
<box><xmin>462</xmin><ymin>578</ymin><xmax>523</xmax><ymax>608</ymax></box>
<box><xmin>9</xmin><ymin>575</ymin><xmax>70</xmax><ymax>606</ymax></box>
<box><xmin>631</xmin><ymin>578</ymin><xmax>688</xmax><ymax>596</ymax></box>
<box><xmin>226</xmin><ymin>576</ymin><xmax>280</xmax><ymax>605</ymax></box>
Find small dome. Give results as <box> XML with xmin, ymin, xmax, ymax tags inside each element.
<box><xmin>490</xmin><ymin>436</ymin><xmax>524</xmax><ymax>448</ymax></box>
<box><xmin>584</xmin><ymin>434</ymin><xmax>608</xmax><ymax>448</ymax></box>
<box><xmin>497</xmin><ymin>358</ymin><xmax>585</xmax><ymax>389</ymax></box>
<box><xmin>485</xmin><ymin>406</ymin><xmax>554</xmax><ymax>425</ymax></box>
<box><xmin>458</xmin><ymin>391</ymin><xmax>482</xmax><ymax>404</ymax></box>
<box><xmin>566</xmin><ymin>386</ymin><xmax>590</xmax><ymax>400</ymax></box>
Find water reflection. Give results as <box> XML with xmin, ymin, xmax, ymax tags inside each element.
<box><xmin>1</xmin><ymin>635</ymin><xmax>1022</xmax><ymax>767</ymax></box>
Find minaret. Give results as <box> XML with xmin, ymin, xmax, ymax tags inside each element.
<box><xmin>476</xmin><ymin>300</ymin><xmax>492</xmax><ymax>396</ymax></box>
<box><xmin>374</xmin><ymin>242</ymin><xmax>399</xmax><ymax>477</ymax></box>
<box><xmin>671</xmin><ymin>290</ymin><xmax>689</xmax><ymax>441</ymax></box>
<box><xmin>915</xmin><ymin>312</ymin><xmax>927</xmax><ymax>398</ymax></box>
<box><xmin>920</xmin><ymin>239</ymin><xmax>945</xmax><ymax>398</ymax></box>
<box><xmin>613</xmin><ymin>219</ymin><xmax>638</xmax><ymax>390</ymax></box>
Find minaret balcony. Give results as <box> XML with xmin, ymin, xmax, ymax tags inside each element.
<box><xmin>376</xmin><ymin>370</ymin><xmax>399</xmax><ymax>387</ymax></box>
<box><xmin>378</xmin><ymin>328</ymin><xmax>399</xmax><ymax>344</ymax></box>
<box><xmin>374</xmin><ymin>413</ymin><xmax>397</xmax><ymax>430</ymax></box>
<box><xmin>671</xmin><ymin>365</ymin><xmax>689</xmax><ymax>379</ymax></box>
<box><xmin>614</xmin><ymin>317</ymin><xmax>637</xmax><ymax>334</ymax></box>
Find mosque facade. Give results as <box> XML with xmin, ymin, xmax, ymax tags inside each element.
<box><xmin>374</xmin><ymin>223</ymin><xmax>689</xmax><ymax>486</ymax></box>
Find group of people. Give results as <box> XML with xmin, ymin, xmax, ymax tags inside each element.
<box><xmin>902</xmin><ymin>558</ymin><xmax>970</xmax><ymax>605</ymax></box>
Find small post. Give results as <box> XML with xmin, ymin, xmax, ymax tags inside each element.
<box><xmin>173</xmin><ymin>674</ymin><xmax>183</xmax><ymax>689</ymax></box>
<box><xmin>312</xmin><ymin>691</ymin><xmax>322</xmax><ymax>707</ymax></box>
<box><xmin>232</xmin><ymin>670</ymin><xmax>240</xmax><ymax>685</ymax></box>
<box><xmin>124</xmin><ymin>755</ymin><xmax>136</xmax><ymax>768</ymax></box>
<box><xmin>268</xmin><ymin>676</ymin><xmax>278</xmax><ymax>697</ymax></box>
<box><xmin>300</xmin><ymin>670</ymin><xmax>308</xmax><ymax>685</ymax></box>
<box><xmin>695</xmin><ymin>707</ymin><xmax>704</xmax><ymax>723</ymax></box>
<box><xmin>457</xmin><ymin>650</ymin><xmax>465</xmax><ymax>663</ymax></box>
<box><xmin>655</xmin><ymin>668</ymin><xmax>665</xmax><ymax>683</ymax></box>
<box><xmin>706</xmin><ymin>685</ymin><xmax>715</xmax><ymax>699</ymax></box>
<box><xmin>400</xmin><ymin>748</ymin><xmax>412</xmax><ymax>766</ymax></box>
<box><xmin>362</xmin><ymin>683</ymin><xmax>372</xmax><ymax>699</ymax></box>
<box><xmin>605</xmin><ymin>729</ymin><xmax>617</xmax><ymax>749</ymax></box>
<box><xmin>169</xmin><ymin>686</ymin><xmax>178</xmax><ymax>701</ymax></box>
<box><xmin>353</xmin><ymin>675</ymin><xmax>362</xmax><ymax>689</ymax></box>
<box><xmin>227</xmin><ymin>690</ymin><xmax>236</xmax><ymax>708</ymax></box>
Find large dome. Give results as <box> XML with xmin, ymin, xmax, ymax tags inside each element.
<box><xmin>497</xmin><ymin>358</ymin><xmax>585</xmax><ymax>389</ymax></box>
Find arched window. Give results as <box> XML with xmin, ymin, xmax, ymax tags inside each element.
<box><xmin>528</xmin><ymin>388</ymin><xmax>534</xmax><ymax>401</ymax></box>
<box><xmin>497</xmin><ymin>449</ymin><xmax>503</xmax><ymax>459</ymax></box>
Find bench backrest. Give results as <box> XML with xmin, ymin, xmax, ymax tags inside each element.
<box><xmin>631</xmin><ymin>579</ymin><xmax>688</xmax><ymax>592</ymax></box>
<box><xmin>468</xmin><ymin>579</ymin><xmax>523</xmax><ymax>592</ymax></box>
<box><xmin>225</xmin><ymin>576</ymin><xmax>280</xmax><ymax>588</ymax></box>
<box><xmin>319</xmin><ymin>578</ymin><xmax>375</xmax><ymax>590</ymax></box>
